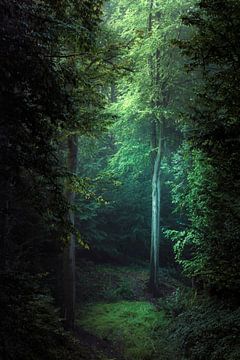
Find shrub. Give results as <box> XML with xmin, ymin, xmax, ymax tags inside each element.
<box><xmin>168</xmin><ymin>298</ymin><xmax>240</xmax><ymax>360</ymax></box>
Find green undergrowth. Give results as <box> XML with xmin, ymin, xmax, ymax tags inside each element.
<box><xmin>168</xmin><ymin>299</ymin><xmax>240</xmax><ymax>360</ymax></box>
<box><xmin>157</xmin><ymin>289</ymin><xmax>240</xmax><ymax>360</ymax></box>
<box><xmin>77</xmin><ymin>300</ymin><xmax>169</xmax><ymax>360</ymax></box>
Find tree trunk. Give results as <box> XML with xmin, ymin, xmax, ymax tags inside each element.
<box><xmin>149</xmin><ymin>133</ymin><xmax>162</xmax><ymax>294</ymax></box>
<box><xmin>63</xmin><ymin>135</ymin><xmax>78</xmax><ymax>329</ymax></box>
<box><xmin>148</xmin><ymin>0</ymin><xmax>162</xmax><ymax>294</ymax></box>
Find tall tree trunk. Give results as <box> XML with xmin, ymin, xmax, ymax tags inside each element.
<box><xmin>148</xmin><ymin>0</ymin><xmax>164</xmax><ymax>294</ymax></box>
<box><xmin>63</xmin><ymin>135</ymin><xmax>78</xmax><ymax>329</ymax></box>
<box><xmin>149</xmin><ymin>132</ymin><xmax>162</xmax><ymax>294</ymax></box>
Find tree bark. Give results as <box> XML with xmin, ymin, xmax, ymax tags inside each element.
<box><xmin>148</xmin><ymin>0</ymin><xmax>164</xmax><ymax>294</ymax></box>
<box><xmin>149</xmin><ymin>132</ymin><xmax>162</xmax><ymax>294</ymax></box>
<box><xmin>63</xmin><ymin>135</ymin><xmax>78</xmax><ymax>329</ymax></box>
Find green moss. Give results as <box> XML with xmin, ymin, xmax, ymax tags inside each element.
<box><xmin>77</xmin><ymin>300</ymin><xmax>169</xmax><ymax>360</ymax></box>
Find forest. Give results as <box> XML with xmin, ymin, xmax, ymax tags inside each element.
<box><xmin>1</xmin><ymin>0</ymin><xmax>240</xmax><ymax>359</ymax></box>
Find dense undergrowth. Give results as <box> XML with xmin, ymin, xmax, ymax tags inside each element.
<box><xmin>163</xmin><ymin>294</ymin><xmax>240</xmax><ymax>360</ymax></box>
<box><xmin>154</xmin><ymin>287</ymin><xmax>240</xmax><ymax>360</ymax></box>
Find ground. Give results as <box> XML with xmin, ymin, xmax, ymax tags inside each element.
<box><xmin>75</xmin><ymin>261</ymin><xmax>183</xmax><ymax>360</ymax></box>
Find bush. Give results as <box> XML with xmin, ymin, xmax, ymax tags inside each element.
<box><xmin>167</xmin><ymin>296</ymin><xmax>240</xmax><ymax>360</ymax></box>
<box><xmin>157</xmin><ymin>287</ymin><xmax>197</xmax><ymax>317</ymax></box>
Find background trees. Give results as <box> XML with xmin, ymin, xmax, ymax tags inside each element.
<box><xmin>75</xmin><ymin>0</ymin><xmax>193</xmax><ymax>277</ymax></box>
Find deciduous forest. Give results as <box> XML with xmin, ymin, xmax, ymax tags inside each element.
<box><xmin>1</xmin><ymin>0</ymin><xmax>240</xmax><ymax>359</ymax></box>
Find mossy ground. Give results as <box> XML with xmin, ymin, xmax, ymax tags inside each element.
<box><xmin>75</xmin><ymin>262</ymin><xmax>181</xmax><ymax>360</ymax></box>
<box><xmin>77</xmin><ymin>300</ymin><xmax>169</xmax><ymax>360</ymax></box>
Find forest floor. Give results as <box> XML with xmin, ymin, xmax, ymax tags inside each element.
<box><xmin>75</xmin><ymin>261</ymin><xmax>184</xmax><ymax>360</ymax></box>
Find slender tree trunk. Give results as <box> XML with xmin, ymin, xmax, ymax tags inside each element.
<box><xmin>148</xmin><ymin>1</ymin><xmax>165</xmax><ymax>294</ymax></box>
<box><xmin>148</xmin><ymin>0</ymin><xmax>159</xmax><ymax>293</ymax></box>
<box><xmin>63</xmin><ymin>135</ymin><xmax>78</xmax><ymax>329</ymax></box>
<box><xmin>149</xmin><ymin>133</ymin><xmax>162</xmax><ymax>294</ymax></box>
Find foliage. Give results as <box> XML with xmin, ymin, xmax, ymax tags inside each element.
<box><xmin>157</xmin><ymin>287</ymin><xmax>197</xmax><ymax>318</ymax></box>
<box><xmin>0</xmin><ymin>0</ymin><xmax>70</xmax><ymax>244</ymax></box>
<box><xmin>166</xmin><ymin>145</ymin><xmax>218</xmax><ymax>280</ymax></box>
<box><xmin>168</xmin><ymin>0</ymin><xmax>240</xmax><ymax>294</ymax></box>
<box><xmin>0</xmin><ymin>0</ymin><xmax>108</xmax><ymax>262</ymax></box>
<box><xmin>0</xmin><ymin>0</ymin><xmax>109</xmax><ymax>357</ymax></box>
<box><xmin>168</xmin><ymin>298</ymin><xmax>240</xmax><ymax>360</ymax></box>
<box><xmin>76</xmin><ymin>0</ymin><xmax>194</xmax><ymax>265</ymax></box>
<box><xmin>2</xmin><ymin>0</ymin><xmax>240</xmax><ymax>359</ymax></box>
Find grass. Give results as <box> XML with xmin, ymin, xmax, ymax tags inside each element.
<box><xmin>77</xmin><ymin>300</ymin><xmax>169</xmax><ymax>360</ymax></box>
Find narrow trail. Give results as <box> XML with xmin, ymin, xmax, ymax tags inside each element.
<box><xmin>75</xmin><ymin>326</ymin><xmax>125</xmax><ymax>360</ymax></box>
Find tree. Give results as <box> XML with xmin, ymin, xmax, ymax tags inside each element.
<box><xmin>0</xmin><ymin>0</ymin><xmax>108</xmax><ymax>350</ymax></box>
<box><xmin>171</xmin><ymin>0</ymin><xmax>240</xmax><ymax>295</ymax></box>
<box><xmin>101</xmin><ymin>0</ymin><xmax>193</xmax><ymax>292</ymax></box>
<box><xmin>0</xmin><ymin>0</ymin><xmax>80</xmax><ymax>356</ymax></box>
<box><xmin>147</xmin><ymin>0</ymin><xmax>164</xmax><ymax>294</ymax></box>
<box><xmin>58</xmin><ymin>0</ymin><xmax>122</xmax><ymax>327</ymax></box>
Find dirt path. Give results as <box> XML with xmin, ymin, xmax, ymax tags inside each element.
<box><xmin>75</xmin><ymin>325</ymin><xmax>125</xmax><ymax>360</ymax></box>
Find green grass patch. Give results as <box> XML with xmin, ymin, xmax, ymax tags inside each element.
<box><xmin>77</xmin><ymin>300</ymin><xmax>169</xmax><ymax>360</ymax></box>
